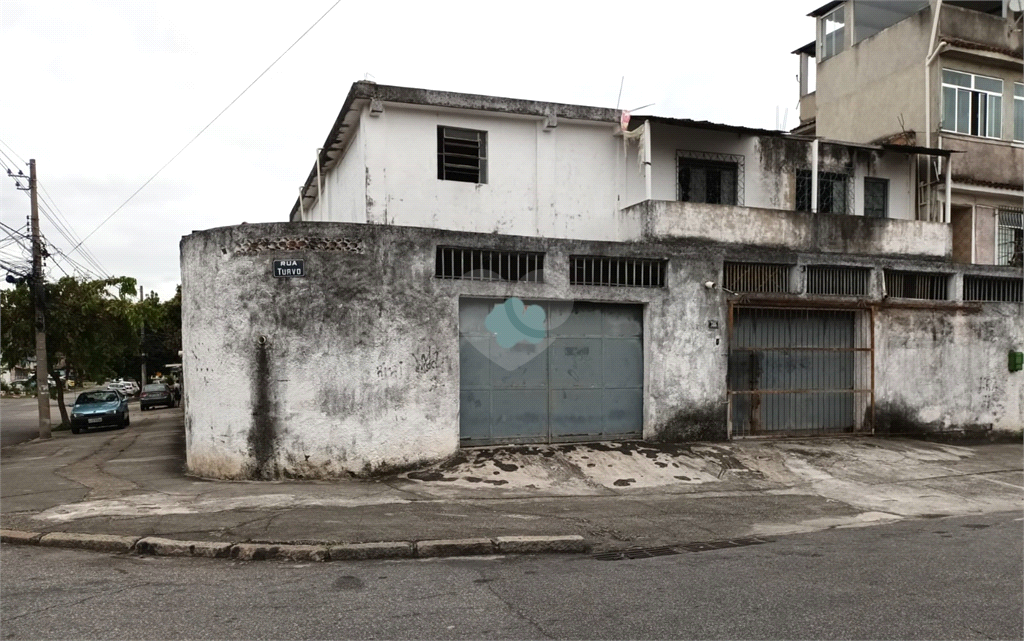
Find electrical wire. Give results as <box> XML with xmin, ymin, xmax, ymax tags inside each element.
<box><xmin>0</xmin><ymin>150</ymin><xmax>110</xmax><ymax>280</ymax></box>
<box><xmin>36</xmin><ymin>183</ymin><xmax>110</xmax><ymax>278</ymax></box>
<box><xmin>66</xmin><ymin>0</ymin><xmax>344</xmax><ymax>259</ymax></box>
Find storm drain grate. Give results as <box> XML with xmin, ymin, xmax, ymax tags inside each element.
<box><xmin>593</xmin><ymin>537</ymin><xmax>771</xmax><ymax>561</ymax></box>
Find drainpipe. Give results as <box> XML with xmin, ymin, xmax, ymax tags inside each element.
<box><xmin>924</xmin><ymin>0</ymin><xmax>945</xmax><ymax>222</ymax></box>
<box><xmin>811</xmin><ymin>138</ymin><xmax>819</xmax><ymax>213</ymax></box>
<box><xmin>643</xmin><ymin>120</ymin><xmax>652</xmax><ymax>202</ymax></box>
<box><xmin>944</xmin><ymin>153</ymin><xmax>952</xmax><ymax>223</ymax></box>
<box><xmin>316</xmin><ymin>148</ymin><xmax>324</xmax><ymax>221</ymax></box>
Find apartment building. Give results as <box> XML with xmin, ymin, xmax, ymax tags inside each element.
<box><xmin>794</xmin><ymin>0</ymin><xmax>1024</xmax><ymax>266</ymax></box>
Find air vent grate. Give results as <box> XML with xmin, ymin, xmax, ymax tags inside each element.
<box><xmin>723</xmin><ymin>262</ymin><xmax>791</xmax><ymax>294</ymax></box>
<box><xmin>570</xmin><ymin>256</ymin><xmax>666</xmax><ymax>288</ymax></box>
<box><xmin>884</xmin><ymin>270</ymin><xmax>948</xmax><ymax>300</ymax></box>
<box><xmin>806</xmin><ymin>265</ymin><xmax>870</xmax><ymax>296</ymax></box>
<box><xmin>435</xmin><ymin>247</ymin><xmax>544</xmax><ymax>282</ymax></box>
<box><xmin>963</xmin><ymin>276</ymin><xmax>1023</xmax><ymax>302</ymax></box>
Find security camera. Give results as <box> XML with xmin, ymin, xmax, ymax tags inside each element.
<box><xmin>704</xmin><ymin>281</ymin><xmax>716</xmax><ymax>289</ymax></box>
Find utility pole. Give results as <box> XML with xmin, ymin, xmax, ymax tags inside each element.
<box><xmin>29</xmin><ymin>159</ymin><xmax>51</xmax><ymax>439</ymax></box>
<box><xmin>139</xmin><ymin>286</ymin><xmax>146</xmax><ymax>386</ymax></box>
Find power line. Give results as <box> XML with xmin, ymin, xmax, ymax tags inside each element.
<box><xmin>67</xmin><ymin>0</ymin><xmax>344</xmax><ymax>258</ymax></box>
<box><xmin>36</xmin><ymin>182</ymin><xmax>110</xmax><ymax>278</ymax></box>
<box><xmin>1</xmin><ymin>153</ymin><xmax>110</xmax><ymax>280</ymax></box>
<box><xmin>0</xmin><ymin>137</ymin><xmax>27</xmax><ymax>165</ymax></box>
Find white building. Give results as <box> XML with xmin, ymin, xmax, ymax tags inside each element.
<box><xmin>181</xmin><ymin>82</ymin><xmax>1023</xmax><ymax>480</ymax></box>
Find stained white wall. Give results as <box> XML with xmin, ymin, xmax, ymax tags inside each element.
<box><xmin>852</xmin><ymin>149</ymin><xmax>915</xmax><ymax>221</ymax></box>
<box><xmin>648</xmin><ymin>124</ymin><xmax>769</xmax><ymax>207</ymax></box>
<box><xmin>304</xmin><ymin>104</ymin><xmax>929</xmax><ymax>242</ymax></box>
<box><xmin>322</xmin><ymin>104</ymin><xmax>633</xmax><ymax>241</ymax></box>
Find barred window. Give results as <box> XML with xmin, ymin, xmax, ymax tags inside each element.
<box><xmin>723</xmin><ymin>262</ymin><xmax>791</xmax><ymax>293</ymax></box>
<box><xmin>678</xmin><ymin>158</ymin><xmax>738</xmax><ymax>205</ymax></box>
<box><xmin>435</xmin><ymin>247</ymin><xmax>542</xmax><ymax>282</ymax></box>
<box><xmin>806</xmin><ymin>266</ymin><xmax>870</xmax><ymax>296</ymax></box>
<box><xmin>796</xmin><ymin>170</ymin><xmax>850</xmax><ymax>215</ymax></box>
<box><xmin>963</xmin><ymin>276</ymin><xmax>1023</xmax><ymax>302</ymax></box>
<box><xmin>997</xmin><ymin>210</ymin><xmax>1023</xmax><ymax>267</ymax></box>
<box><xmin>570</xmin><ymin>256</ymin><xmax>666</xmax><ymax>288</ymax></box>
<box><xmin>437</xmin><ymin>126</ymin><xmax>487</xmax><ymax>183</ymax></box>
<box><xmin>884</xmin><ymin>270</ymin><xmax>949</xmax><ymax>300</ymax></box>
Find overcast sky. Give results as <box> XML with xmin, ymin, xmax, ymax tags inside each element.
<box><xmin>0</xmin><ymin>1</ymin><xmax>817</xmax><ymax>301</ymax></box>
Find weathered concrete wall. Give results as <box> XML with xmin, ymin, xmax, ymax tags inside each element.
<box><xmin>181</xmin><ymin>222</ymin><xmax>729</xmax><ymax>479</ymax></box>
<box><xmin>939</xmin><ymin>4</ymin><xmax>1023</xmax><ymax>55</ymax></box>
<box><xmin>181</xmin><ymin>224</ymin><xmax>462</xmax><ymax>479</ymax></box>
<box><xmin>624</xmin><ymin>200</ymin><xmax>951</xmax><ymax>259</ymax></box>
<box><xmin>182</xmin><ymin>222</ymin><xmax>1022</xmax><ymax>479</ymax></box>
<box><xmin>875</xmin><ymin>304</ymin><xmax>1024</xmax><ymax>434</ymax></box>
<box><xmin>942</xmin><ymin>135</ymin><xmax>1024</xmax><ymax>188</ymax></box>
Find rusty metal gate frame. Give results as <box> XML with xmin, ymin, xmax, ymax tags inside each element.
<box><xmin>726</xmin><ymin>301</ymin><xmax>876</xmax><ymax>438</ymax></box>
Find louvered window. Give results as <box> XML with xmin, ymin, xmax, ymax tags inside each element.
<box><xmin>437</xmin><ymin>127</ymin><xmax>487</xmax><ymax>183</ymax></box>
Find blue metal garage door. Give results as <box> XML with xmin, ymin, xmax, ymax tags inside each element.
<box><xmin>459</xmin><ymin>299</ymin><xmax>643</xmax><ymax>446</ymax></box>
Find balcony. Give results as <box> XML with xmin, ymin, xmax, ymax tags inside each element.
<box><xmin>939</xmin><ymin>4</ymin><xmax>1023</xmax><ymax>57</ymax></box>
<box><xmin>620</xmin><ymin>200</ymin><xmax>951</xmax><ymax>259</ymax></box>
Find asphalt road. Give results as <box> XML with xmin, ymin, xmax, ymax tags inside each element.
<box><xmin>2</xmin><ymin>511</ymin><xmax>1020</xmax><ymax>640</ymax></box>
<box><xmin>0</xmin><ymin>389</ymin><xmax>132</xmax><ymax>448</ymax></box>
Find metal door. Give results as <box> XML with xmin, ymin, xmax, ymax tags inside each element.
<box><xmin>727</xmin><ymin>306</ymin><xmax>873</xmax><ymax>436</ymax></box>
<box><xmin>459</xmin><ymin>299</ymin><xmax>643</xmax><ymax>446</ymax></box>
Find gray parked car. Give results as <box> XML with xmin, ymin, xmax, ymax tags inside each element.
<box><xmin>140</xmin><ymin>383</ymin><xmax>176</xmax><ymax>411</ymax></box>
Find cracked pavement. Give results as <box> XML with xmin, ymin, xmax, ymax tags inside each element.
<box><xmin>2</xmin><ymin>405</ymin><xmax>1021</xmax><ymax>551</ymax></box>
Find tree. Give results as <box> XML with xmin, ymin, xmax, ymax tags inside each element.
<box><xmin>141</xmin><ymin>285</ymin><xmax>182</xmax><ymax>377</ymax></box>
<box><xmin>1</xmin><ymin>276</ymin><xmax>140</xmax><ymax>426</ymax></box>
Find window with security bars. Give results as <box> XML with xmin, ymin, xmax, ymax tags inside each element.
<box><xmin>884</xmin><ymin>270</ymin><xmax>948</xmax><ymax>300</ymax></box>
<box><xmin>796</xmin><ymin>170</ymin><xmax>849</xmax><ymax>214</ymax></box>
<box><xmin>678</xmin><ymin>158</ymin><xmax>738</xmax><ymax>205</ymax></box>
<box><xmin>806</xmin><ymin>266</ymin><xmax>870</xmax><ymax>296</ymax></box>
<box><xmin>435</xmin><ymin>247</ymin><xmax>543</xmax><ymax>282</ymax></box>
<box><xmin>570</xmin><ymin>256</ymin><xmax>666</xmax><ymax>288</ymax></box>
<box><xmin>997</xmin><ymin>210</ymin><xmax>1023</xmax><ymax>267</ymax></box>
<box><xmin>437</xmin><ymin>126</ymin><xmax>487</xmax><ymax>183</ymax></box>
<box><xmin>723</xmin><ymin>262</ymin><xmax>791</xmax><ymax>293</ymax></box>
<box><xmin>963</xmin><ymin>276</ymin><xmax>1023</xmax><ymax>303</ymax></box>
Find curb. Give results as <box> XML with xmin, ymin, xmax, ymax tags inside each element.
<box><xmin>0</xmin><ymin>529</ymin><xmax>589</xmax><ymax>561</ymax></box>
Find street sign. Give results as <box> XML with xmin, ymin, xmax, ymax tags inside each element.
<box><xmin>273</xmin><ymin>259</ymin><xmax>305</xmax><ymax>278</ymax></box>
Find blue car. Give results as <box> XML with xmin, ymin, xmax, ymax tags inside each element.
<box><xmin>70</xmin><ymin>389</ymin><xmax>130</xmax><ymax>434</ymax></box>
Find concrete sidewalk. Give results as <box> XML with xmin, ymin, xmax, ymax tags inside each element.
<box><xmin>1</xmin><ymin>407</ymin><xmax>1021</xmax><ymax>560</ymax></box>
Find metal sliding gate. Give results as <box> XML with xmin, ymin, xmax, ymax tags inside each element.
<box><xmin>727</xmin><ymin>306</ymin><xmax>874</xmax><ymax>437</ymax></box>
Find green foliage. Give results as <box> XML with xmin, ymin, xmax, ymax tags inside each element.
<box><xmin>0</xmin><ymin>276</ymin><xmax>182</xmax><ymax>386</ymax></box>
